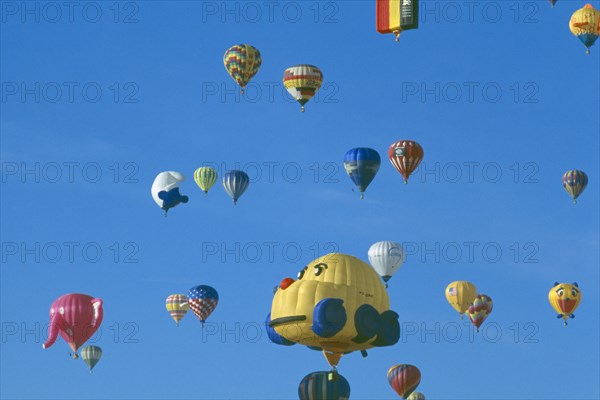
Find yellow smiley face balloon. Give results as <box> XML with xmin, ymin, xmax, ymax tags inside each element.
<box><xmin>549</xmin><ymin>282</ymin><xmax>581</xmax><ymax>326</ymax></box>
<box><xmin>266</xmin><ymin>253</ymin><xmax>400</xmax><ymax>368</ymax></box>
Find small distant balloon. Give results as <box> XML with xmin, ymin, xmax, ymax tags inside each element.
<box><xmin>223</xmin><ymin>44</ymin><xmax>262</xmax><ymax>94</ymax></box>
<box><xmin>445</xmin><ymin>281</ymin><xmax>478</xmax><ymax>318</ymax></box>
<box><xmin>187</xmin><ymin>285</ymin><xmax>219</xmax><ymax>326</ymax></box>
<box><xmin>80</xmin><ymin>346</ymin><xmax>102</xmax><ymax>373</ymax></box>
<box><xmin>549</xmin><ymin>282</ymin><xmax>581</xmax><ymax>326</ymax></box>
<box><xmin>298</xmin><ymin>371</ymin><xmax>351</xmax><ymax>400</ymax></box>
<box><xmin>388</xmin><ymin>140</ymin><xmax>424</xmax><ymax>184</ymax></box>
<box><xmin>165</xmin><ymin>294</ymin><xmax>189</xmax><ymax>326</ymax></box>
<box><xmin>368</xmin><ymin>241</ymin><xmax>404</xmax><ymax>285</ymax></box>
<box><xmin>283</xmin><ymin>65</ymin><xmax>323</xmax><ymax>112</ymax></box>
<box><xmin>222</xmin><ymin>170</ymin><xmax>249</xmax><ymax>205</ymax></box>
<box><xmin>466</xmin><ymin>294</ymin><xmax>493</xmax><ymax>332</ymax></box>
<box><xmin>151</xmin><ymin>171</ymin><xmax>189</xmax><ymax>216</ymax></box>
<box><xmin>343</xmin><ymin>147</ymin><xmax>381</xmax><ymax>199</ymax></box>
<box><xmin>407</xmin><ymin>392</ymin><xmax>426</xmax><ymax>400</ymax></box>
<box><xmin>388</xmin><ymin>364</ymin><xmax>421</xmax><ymax>399</ymax></box>
<box><xmin>562</xmin><ymin>170</ymin><xmax>588</xmax><ymax>204</ymax></box>
<box><xmin>569</xmin><ymin>4</ymin><xmax>600</xmax><ymax>54</ymax></box>
<box><xmin>194</xmin><ymin>167</ymin><xmax>218</xmax><ymax>196</ymax></box>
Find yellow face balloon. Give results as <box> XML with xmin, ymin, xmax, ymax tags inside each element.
<box><xmin>548</xmin><ymin>282</ymin><xmax>581</xmax><ymax>326</ymax></box>
<box><xmin>267</xmin><ymin>253</ymin><xmax>399</xmax><ymax>367</ymax></box>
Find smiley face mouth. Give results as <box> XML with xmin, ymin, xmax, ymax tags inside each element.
<box><xmin>269</xmin><ymin>315</ymin><xmax>307</xmax><ymax>327</ymax></box>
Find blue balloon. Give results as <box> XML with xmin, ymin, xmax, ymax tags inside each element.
<box><xmin>298</xmin><ymin>371</ymin><xmax>351</xmax><ymax>400</ymax></box>
<box><xmin>222</xmin><ymin>170</ymin><xmax>250</xmax><ymax>205</ymax></box>
<box><xmin>343</xmin><ymin>148</ymin><xmax>381</xmax><ymax>199</ymax></box>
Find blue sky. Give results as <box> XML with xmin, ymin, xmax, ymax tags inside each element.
<box><xmin>1</xmin><ymin>1</ymin><xmax>599</xmax><ymax>399</ymax></box>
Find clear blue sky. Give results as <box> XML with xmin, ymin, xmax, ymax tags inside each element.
<box><xmin>1</xmin><ymin>1</ymin><xmax>599</xmax><ymax>399</ymax></box>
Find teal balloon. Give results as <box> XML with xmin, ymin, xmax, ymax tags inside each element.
<box><xmin>298</xmin><ymin>371</ymin><xmax>350</xmax><ymax>400</ymax></box>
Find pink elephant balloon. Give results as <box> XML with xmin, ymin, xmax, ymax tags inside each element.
<box><xmin>42</xmin><ymin>293</ymin><xmax>103</xmax><ymax>359</ymax></box>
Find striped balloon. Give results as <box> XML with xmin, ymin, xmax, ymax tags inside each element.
<box><xmin>569</xmin><ymin>4</ymin><xmax>600</xmax><ymax>54</ymax></box>
<box><xmin>467</xmin><ymin>294</ymin><xmax>493</xmax><ymax>332</ymax></box>
<box><xmin>222</xmin><ymin>170</ymin><xmax>250</xmax><ymax>205</ymax></box>
<box><xmin>344</xmin><ymin>148</ymin><xmax>381</xmax><ymax>199</ymax></box>
<box><xmin>223</xmin><ymin>44</ymin><xmax>262</xmax><ymax>93</ymax></box>
<box><xmin>194</xmin><ymin>167</ymin><xmax>218</xmax><ymax>196</ymax></box>
<box><xmin>187</xmin><ymin>285</ymin><xmax>219</xmax><ymax>325</ymax></box>
<box><xmin>165</xmin><ymin>294</ymin><xmax>189</xmax><ymax>326</ymax></box>
<box><xmin>298</xmin><ymin>371</ymin><xmax>350</xmax><ymax>400</ymax></box>
<box><xmin>80</xmin><ymin>345</ymin><xmax>102</xmax><ymax>373</ymax></box>
<box><xmin>388</xmin><ymin>364</ymin><xmax>421</xmax><ymax>399</ymax></box>
<box><xmin>283</xmin><ymin>65</ymin><xmax>323</xmax><ymax>112</ymax></box>
<box><xmin>388</xmin><ymin>140</ymin><xmax>424</xmax><ymax>184</ymax></box>
<box><xmin>407</xmin><ymin>392</ymin><xmax>426</xmax><ymax>400</ymax></box>
<box><xmin>562</xmin><ymin>170</ymin><xmax>588</xmax><ymax>204</ymax></box>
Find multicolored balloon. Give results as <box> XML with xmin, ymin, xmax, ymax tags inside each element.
<box><xmin>388</xmin><ymin>364</ymin><xmax>421</xmax><ymax>399</ymax></box>
<box><xmin>407</xmin><ymin>392</ymin><xmax>426</xmax><ymax>400</ymax></box>
<box><xmin>80</xmin><ymin>345</ymin><xmax>102</xmax><ymax>373</ymax></box>
<box><xmin>388</xmin><ymin>140</ymin><xmax>424</xmax><ymax>184</ymax></box>
<box><xmin>194</xmin><ymin>167</ymin><xmax>218</xmax><ymax>196</ymax></box>
<box><xmin>445</xmin><ymin>281</ymin><xmax>478</xmax><ymax>318</ymax></box>
<box><xmin>368</xmin><ymin>241</ymin><xmax>404</xmax><ymax>285</ymax></box>
<box><xmin>562</xmin><ymin>170</ymin><xmax>588</xmax><ymax>204</ymax></box>
<box><xmin>298</xmin><ymin>371</ymin><xmax>351</xmax><ymax>400</ymax></box>
<box><xmin>223</xmin><ymin>44</ymin><xmax>262</xmax><ymax>94</ymax></box>
<box><xmin>42</xmin><ymin>294</ymin><xmax>103</xmax><ymax>359</ymax></box>
<box><xmin>222</xmin><ymin>170</ymin><xmax>249</xmax><ymax>205</ymax></box>
<box><xmin>343</xmin><ymin>148</ymin><xmax>381</xmax><ymax>199</ymax></box>
<box><xmin>187</xmin><ymin>285</ymin><xmax>219</xmax><ymax>326</ymax></box>
<box><xmin>165</xmin><ymin>294</ymin><xmax>189</xmax><ymax>327</ymax></box>
<box><xmin>376</xmin><ymin>0</ymin><xmax>419</xmax><ymax>42</ymax></box>
<box><xmin>151</xmin><ymin>171</ymin><xmax>189</xmax><ymax>216</ymax></box>
<box><xmin>467</xmin><ymin>294</ymin><xmax>493</xmax><ymax>332</ymax></box>
<box><xmin>570</xmin><ymin>4</ymin><xmax>600</xmax><ymax>54</ymax></box>
<box><xmin>549</xmin><ymin>282</ymin><xmax>581</xmax><ymax>326</ymax></box>
<box><xmin>283</xmin><ymin>65</ymin><xmax>323</xmax><ymax>112</ymax></box>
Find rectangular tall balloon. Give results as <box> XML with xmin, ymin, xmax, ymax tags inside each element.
<box><xmin>376</xmin><ymin>0</ymin><xmax>419</xmax><ymax>35</ymax></box>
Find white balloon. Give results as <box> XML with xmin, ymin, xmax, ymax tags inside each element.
<box><xmin>151</xmin><ymin>171</ymin><xmax>186</xmax><ymax>208</ymax></box>
<box><xmin>368</xmin><ymin>241</ymin><xmax>404</xmax><ymax>282</ymax></box>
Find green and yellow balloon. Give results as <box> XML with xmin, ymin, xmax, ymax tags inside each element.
<box><xmin>194</xmin><ymin>167</ymin><xmax>218</xmax><ymax>196</ymax></box>
<box><xmin>80</xmin><ymin>345</ymin><xmax>102</xmax><ymax>373</ymax></box>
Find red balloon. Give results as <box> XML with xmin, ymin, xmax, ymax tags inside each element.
<box><xmin>388</xmin><ymin>364</ymin><xmax>421</xmax><ymax>398</ymax></box>
<box><xmin>388</xmin><ymin>140</ymin><xmax>424</xmax><ymax>184</ymax></box>
<box><xmin>42</xmin><ymin>293</ymin><xmax>104</xmax><ymax>357</ymax></box>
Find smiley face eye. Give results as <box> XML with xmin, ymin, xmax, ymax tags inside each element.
<box><xmin>557</xmin><ymin>288</ymin><xmax>564</xmax><ymax>297</ymax></box>
<box><xmin>297</xmin><ymin>266</ymin><xmax>308</xmax><ymax>280</ymax></box>
<box><xmin>571</xmin><ymin>289</ymin><xmax>579</xmax><ymax>297</ymax></box>
<box><xmin>313</xmin><ymin>263</ymin><xmax>328</xmax><ymax>276</ymax></box>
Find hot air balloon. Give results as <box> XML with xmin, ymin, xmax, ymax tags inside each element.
<box><xmin>80</xmin><ymin>345</ymin><xmax>102</xmax><ymax>373</ymax></box>
<box><xmin>194</xmin><ymin>167</ymin><xmax>218</xmax><ymax>196</ymax></box>
<box><xmin>466</xmin><ymin>294</ymin><xmax>493</xmax><ymax>332</ymax></box>
<box><xmin>298</xmin><ymin>371</ymin><xmax>351</xmax><ymax>400</ymax></box>
<box><xmin>570</xmin><ymin>4</ymin><xmax>600</xmax><ymax>54</ymax></box>
<box><xmin>266</xmin><ymin>254</ymin><xmax>400</xmax><ymax>369</ymax></box>
<box><xmin>42</xmin><ymin>294</ymin><xmax>103</xmax><ymax>359</ymax></box>
<box><xmin>368</xmin><ymin>241</ymin><xmax>405</xmax><ymax>286</ymax></box>
<box><xmin>343</xmin><ymin>148</ymin><xmax>381</xmax><ymax>199</ymax></box>
<box><xmin>223</xmin><ymin>44</ymin><xmax>262</xmax><ymax>94</ymax></box>
<box><xmin>407</xmin><ymin>392</ymin><xmax>426</xmax><ymax>400</ymax></box>
<box><xmin>562</xmin><ymin>170</ymin><xmax>588</xmax><ymax>204</ymax></box>
<box><xmin>445</xmin><ymin>281</ymin><xmax>477</xmax><ymax>319</ymax></box>
<box><xmin>548</xmin><ymin>0</ymin><xmax>558</xmax><ymax>7</ymax></box>
<box><xmin>388</xmin><ymin>140</ymin><xmax>424</xmax><ymax>184</ymax></box>
<box><xmin>376</xmin><ymin>0</ymin><xmax>419</xmax><ymax>42</ymax></box>
<box><xmin>283</xmin><ymin>65</ymin><xmax>323</xmax><ymax>112</ymax></box>
<box><xmin>151</xmin><ymin>171</ymin><xmax>189</xmax><ymax>216</ymax></box>
<box><xmin>549</xmin><ymin>282</ymin><xmax>581</xmax><ymax>326</ymax></box>
<box><xmin>388</xmin><ymin>364</ymin><xmax>421</xmax><ymax>399</ymax></box>
<box><xmin>166</xmin><ymin>294</ymin><xmax>189</xmax><ymax>327</ymax></box>
<box><xmin>188</xmin><ymin>285</ymin><xmax>219</xmax><ymax>327</ymax></box>
<box><xmin>222</xmin><ymin>170</ymin><xmax>249</xmax><ymax>205</ymax></box>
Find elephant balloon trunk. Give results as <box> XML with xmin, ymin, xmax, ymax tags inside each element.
<box><xmin>42</xmin><ymin>314</ymin><xmax>62</xmax><ymax>349</ymax></box>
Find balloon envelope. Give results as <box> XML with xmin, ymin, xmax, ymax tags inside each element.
<box><xmin>388</xmin><ymin>140</ymin><xmax>424</xmax><ymax>184</ymax></box>
<box><xmin>445</xmin><ymin>281</ymin><xmax>477</xmax><ymax>317</ymax></box>
<box><xmin>388</xmin><ymin>364</ymin><xmax>421</xmax><ymax>399</ymax></box>
<box><xmin>222</xmin><ymin>170</ymin><xmax>250</xmax><ymax>205</ymax></box>
<box><xmin>467</xmin><ymin>294</ymin><xmax>493</xmax><ymax>332</ymax></box>
<box><xmin>569</xmin><ymin>4</ymin><xmax>600</xmax><ymax>54</ymax></box>
<box><xmin>562</xmin><ymin>170</ymin><xmax>588</xmax><ymax>204</ymax></box>
<box><xmin>80</xmin><ymin>345</ymin><xmax>102</xmax><ymax>372</ymax></box>
<box><xmin>151</xmin><ymin>171</ymin><xmax>188</xmax><ymax>214</ymax></box>
<box><xmin>166</xmin><ymin>294</ymin><xmax>189</xmax><ymax>326</ymax></box>
<box><xmin>549</xmin><ymin>282</ymin><xmax>581</xmax><ymax>325</ymax></box>
<box><xmin>283</xmin><ymin>65</ymin><xmax>323</xmax><ymax>112</ymax></box>
<box><xmin>408</xmin><ymin>392</ymin><xmax>426</xmax><ymax>400</ymax></box>
<box><xmin>223</xmin><ymin>44</ymin><xmax>262</xmax><ymax>93</ymax></box>
<box><xmin>298</xmin><ymin>371</ymin><xmax>351</xmax><ymax>400</ymax></box>
<box><xmin>343</xmin><ymin>148</ymin><xmax>381</xmax><ymax>198</ymax></box>
<box><xmin>188</xmin><ymin>285</ymin><xmax>219</xmax><ymax>324</ymax></box>
<box><xmin>368</xmin><ymin>241</ymin><xmax>404</xmax><ymax>283</ymax></box>
<box><xmin>194</xmin><ymin>167</ymin><xmax>218</xmax><ymax>195</ymax></box>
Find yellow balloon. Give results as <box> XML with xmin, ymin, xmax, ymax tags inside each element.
<box><xmin>569</xmin><ymin>4</ymin><xmax>600</xmax><ymax>54</ymax></box>
<box><xmin>548</xmin><ymin>283</ymin><xmax>581</xmax><ymax>326</ymax></box>
<box><xmin>269</xmin><ymin>253</ymin><xmax>399</xmax><ymax>367</ymax></box>
<box><xmin>445</xmin><ymin>281</ymin><xmax>477</xmax><ymax>317</ymax></box>
<box><xmin>408</xmin><ymin>392</ymin><xmax>426</xmax><ymax>400</ymax></box>
<box><xmin>165</xmin><ymin>294</ymin><xmax>189</xmax><ymax>327</ymax></box>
